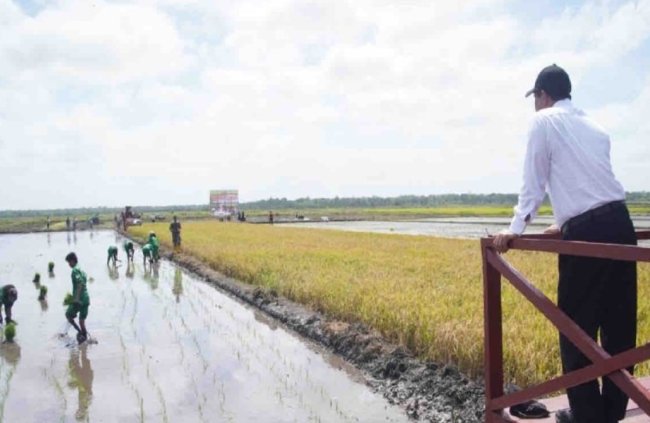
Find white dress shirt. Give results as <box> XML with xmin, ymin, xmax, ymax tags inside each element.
<box><xmin>509</xmin><ymin>99</ymin><xmax>626</xmax><ymax>234</ymax></box>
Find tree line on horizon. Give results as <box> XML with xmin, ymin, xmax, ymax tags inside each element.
<box><xmin>2</xmin><ymin>192</ymin><xmax>649</xmax><ymax>217</ymax></box>
<box><xmin>242</xmin><ymin>191</ymin><xmax>650</xmax><ymax>210</ymax></box>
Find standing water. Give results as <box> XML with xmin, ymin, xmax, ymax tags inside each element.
<box><xmin>0</xmin><ymin>231</ymin><xmax>408</xmax><ymax>422</ymax></box>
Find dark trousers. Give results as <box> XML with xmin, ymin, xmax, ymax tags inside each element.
<box><xmin>559</xmin><ymin>202</ymin><xmax>637</xmax><ymax>423</ymax></box>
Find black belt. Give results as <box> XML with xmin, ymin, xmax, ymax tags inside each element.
<box><xmin>561</xmin><ymin>200</ymin><xmax>626</xmax><ymax>234</ymax></box>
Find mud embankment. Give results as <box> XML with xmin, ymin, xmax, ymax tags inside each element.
<box><xmin>159</xmin><ymin>248</ymin><xmax>485</xmax><ymax>423</ymax></box>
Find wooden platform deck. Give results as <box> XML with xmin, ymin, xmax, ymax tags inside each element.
<box><xmin>504</xmin><ymin>377</ymin><xmax>650</xmax><ymax>422</ymax></box>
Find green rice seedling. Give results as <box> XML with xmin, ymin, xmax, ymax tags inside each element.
<box><xmin>4</xmin><ymin>323</ymin><xmax>16</xmax><ymax>342</ymax></box>
<box><xmin>48</xmin><ymin>262</ymin><xmax>55</xmax><ymax>273</ymax></box>
<box><xmin>38</xmin><ymin>285</ymin><xmax>48</xmax><ymax>301</ymax></box>
<box><xmin>32</xmin><ymin>272</ymin><xmax>40</xmax><ymax>283</ymax></box>
<box><xmin>63</xmin><ymin>292</ymin><xmax>73</xmax><ymax>306</ymax></box>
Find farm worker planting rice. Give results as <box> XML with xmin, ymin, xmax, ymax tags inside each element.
<box><xmin>169</xmin><ymin>216</ymin><xmax>181</xmax><ymax>249</ymax></box>
<box><xmin>123</xmin><ymin>240</ymin><xmax>134</xmax><ymax>262</ymax></box>
<box><xmin>148</xmin><ymin>231</ymin><xmax>160</xmax><ymax>262</ymax></box>
<box><xmin>65</xmin><ymin>252</ymin><xmax>90</xmax><ymax>344</ymax></box>
<box><xmin>107</xmin><ymin>246</ymin><xmax>119</xmax><ymax>266</ymax></box>
<box><xmin>142</xmin><ymin>243</ymin><xmax>153</xmax><ymax>266</ymax></box>
<box><xmin>0</xmin><ymin>285</ymin><xmax>18</xmax><ymax>325</ymax></box>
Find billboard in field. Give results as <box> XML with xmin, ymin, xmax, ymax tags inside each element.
<box><xmin>210</xmin><ymin>190</ymin><xmax>239</xmax><ymax>212</ymax></box>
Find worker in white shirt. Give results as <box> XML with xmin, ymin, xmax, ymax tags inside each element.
<box><xmin>494</xmin><ymin>64</ymin><xmax>637</xmax><ymax>423</ymax></box>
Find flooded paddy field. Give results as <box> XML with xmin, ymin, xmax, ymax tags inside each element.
<box><xmin>0</xmin><ymin>231</ymin><xmax>408</xmax><ymax>422</ymax></box>
<box><xmin>284</xmin><ymin>216</ymin><xmax>650</xmax><ymax>239</ymax></box>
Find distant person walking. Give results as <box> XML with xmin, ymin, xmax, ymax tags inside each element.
<box><xmin>65</xmin><ymin>252</ymin><xmax>90</xmax><ymax>344</ymax></box>
<box><xmin>169</xmin><ymin>215</ymin><xmax>182</xmax><ymax>249</ymax></box>
<box><xmin>66</xmin><ymin>217</ymin><xmax>71</xmax><ymax>231</ymax></box>
<box><xmin>46</xmin><ymin>216</ymin><xmax>51</xmax><ymax>231</ymax></box>
<box><xmin>269</xmin><ymin>211</ymin><xmax>274</xmax><ymax>225</ymax></box>
<box><xmin>494</xmin><ymin>64</ymin><xmax>637</xmax><ymax>423</ymax></box>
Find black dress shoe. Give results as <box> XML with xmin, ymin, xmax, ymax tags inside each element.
<box><xmin>509</xmin><ymin>399</ymin><xmax>550</xmax><ymax>419</ymax></box>
<box><xmin>555</xmin><ymin>409</ymin><xmax>574</xmax><ymax>423</ymax></box>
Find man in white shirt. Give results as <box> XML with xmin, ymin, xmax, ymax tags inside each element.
<box><xmin>494</xmin><ymin>64</ymin><xmax>637</xmax><ymax>423</ymax></box>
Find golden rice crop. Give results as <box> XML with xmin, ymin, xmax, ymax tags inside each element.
<box><xmin>130</xmin><ymin>222</ymin><xmax>650</xmax><ymax>386</ymax></box>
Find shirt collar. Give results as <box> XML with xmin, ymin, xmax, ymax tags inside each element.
<box><xmin>553</xmin><ymin>98</ymin><xmax>585</xmax><ymax>116</ymax></box>
<box><xmin>553</xmin><ymin>99</ymin><xmax>573</xmax><ymax>110</ymax></box>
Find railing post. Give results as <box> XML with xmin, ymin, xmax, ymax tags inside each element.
<box><xmin>482</xmin><ymin>240</ymin><xmax>504</xmax><ymax>422</ymax></box>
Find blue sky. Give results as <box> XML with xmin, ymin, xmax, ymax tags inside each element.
<box><xmin>1</xmin><ymin>0</ymin><xmax>650</xmax><ymax>209</ymax></box>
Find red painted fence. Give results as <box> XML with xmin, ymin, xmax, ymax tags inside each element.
<box><xmin>481</xmin><ymin>230</ymin><xmax>650</xmax><ymax>422</ymax></box>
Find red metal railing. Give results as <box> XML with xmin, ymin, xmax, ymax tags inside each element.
<box><xmin>481</xmin><ymin>230</ymin><xmax>650</xmax><ymax>422</ymax></box>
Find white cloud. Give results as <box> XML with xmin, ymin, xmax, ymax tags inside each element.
<box><xmin>1</xmin><ymin>0</ymin><xmax>650</xmax><ymax>209</ymax></box>
<box><xmin>0</xmin><ymin>0</ymin><xmax>189</xmax><ymax>84</ymax></box>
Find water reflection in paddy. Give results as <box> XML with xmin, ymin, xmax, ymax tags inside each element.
<box><xmin>0</xmin><ymin>231</ymin><xmax>407</xmax><ymax>422</ymax></box>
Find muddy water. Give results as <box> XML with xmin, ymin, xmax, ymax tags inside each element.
<box><xmin>284</xmin><ymin>219</ymin><xmax>544</xmax><ymax>238</ymax></box>
<box><xmin>284</xmin><ymin>216</ymin><xmax>650</xmax><ymax>239</ymax></box>
<box><xmin>0</xmin><ymin>231</ymin><xmax>408</xmax><ymax>422</ymax></box>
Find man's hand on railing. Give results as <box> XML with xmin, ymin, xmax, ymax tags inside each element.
<box><xmin>543</xmin><ymin>224</ymin><xmax>561</xmax><ymax>235</ymax></box>
<box><xmin>493</xmin><ymin>230</ymin><xmax>519</xmax><ymax>253</ymax></box>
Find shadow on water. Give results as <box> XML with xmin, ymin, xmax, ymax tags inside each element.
<box><xmin>68</xmin><ymin>345</ymin><xmax>93</xmax><ymax>422</ymax></box>
<box><xmin>0</xmin><ymin>341</ymin><xmax>21</xmax><ymax>421</ymax></box>
<box><xmin>143</xmin><ymin>263</ymin><xmax>160</xmax><ymax>290</ymax></box>
<box><xmin>0</xmin><ymin>340</ymin><xmax>21</xmax><ymax>366</ymax></box>
<box><xmin>125</xmin><ymin>262</ymin><xmax>134</xmax><ymax>279</ymax></box>
<box><xmin>107</xmin><ymin>264</ymin><xmax>119</xmax><ymax>281</ymax></box>
<box><xmin>172</xmin><ymin>268</ymin><xmax>183</xmax><ymax>303</ymax></box>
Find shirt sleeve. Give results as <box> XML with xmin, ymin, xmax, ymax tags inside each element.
<box><xmin>509</xmin><ymin>115</ymin><xmax>551</xmax><ymax>234</ymax></box>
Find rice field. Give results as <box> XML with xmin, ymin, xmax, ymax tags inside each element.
<box><xmin>0</xmin><ymin>231</ymin><xmax>406</xmax><ymax>422</ymax></box>
<box><xmin>131</xmin><ymin>221</ymin><xmax>650</xmax><ymax>387</ymax></box>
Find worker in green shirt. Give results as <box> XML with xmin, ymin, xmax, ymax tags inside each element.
<box><xmin>65</xmin><ymin>252</ymin><xmax>90</xmax><ymax>343</ymax></box>
<box><xmin>107</xmin><ymin>246</ymin><xmax>118</xmax><ymax>266</ymax></box>
<box><xmin>0</xmin><ymin>284</ymin><xmax>18</xmax><ymax>325</ymax></box>
<box><xmin>148</xmin><ymin>232</ymin><xmax>160</xmax><ymax>263</ymax></box>
<box><xmin>142</xmin><ymin>243</ymin><xmax>153</xmax><ymax>266</ymax></box>
<box><xmin>123</xmin><ymin>240</ymin><xmax>134</xmax><ymax>262</ymax></box>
